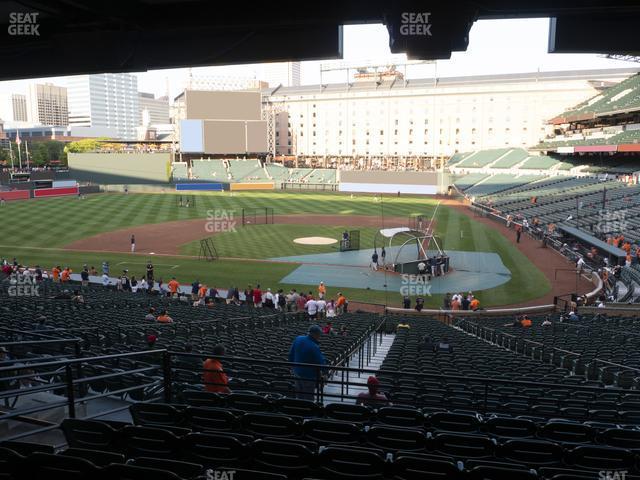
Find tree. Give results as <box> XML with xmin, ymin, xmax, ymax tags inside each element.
<box><xmin>64</xmin><ymin>138</ymin><xmax>108</xmax><ymax>154</ymax></box>
<box><xmin>28</xmin><ymin>140</ymin><xmax>66</xmax><ymax>165</ymax></box>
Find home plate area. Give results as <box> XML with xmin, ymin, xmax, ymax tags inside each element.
<box><xmin>272</xmin><ymin>248</ymin><xmax>511</xmax><ymax>294</ymax></box>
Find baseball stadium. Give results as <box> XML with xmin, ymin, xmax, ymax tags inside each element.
<box><xmin>1</xmin><ymin>3</ymin><xmax>640</xmax><ymax>480</ymax></box>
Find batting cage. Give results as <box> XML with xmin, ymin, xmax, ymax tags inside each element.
<box><xmin>242</xmin><ymin>207</ymin><xmax>274</xmax><ymax>226</ymax></box>
<box><xmin>340</xmin><ymin>230</ymin><xmax>360</xmax><ymax>252</ymax></box>
<box><xmin>408</xmin><ymin>214</ymin><xmax>428</xmax><ymax>231</ymax></box>
<box><xmin>176</xmin><ymin>195</ymin><xmax>196</xmax><ymax>208</ymax></box>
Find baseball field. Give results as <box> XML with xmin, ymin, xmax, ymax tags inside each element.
<box><xmin>0</xmin><ymin>190</ymin><xmax>553</xmax><ymax>308</ymax></box>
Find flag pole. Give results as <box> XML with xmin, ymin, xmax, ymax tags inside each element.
<box><xmin>16</xmin><ymin>131</ymin><xmax>22</xmax><ymax>170</ymax></box>
<box><xmin>25</xmin><ymin>140</ymin><xmax>29</xmax><ymax>169</ymax></box>
<box><xmin>8</xmin><ymin>140</ymin><xmax>14</xmax><ymax>170</ymax></box>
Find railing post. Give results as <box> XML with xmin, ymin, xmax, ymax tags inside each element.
<box><xmin>163</xmin><ymin>351</ymin><xmax>172</xmax><ymax>403</ymax></box>
<box><xmin>65</xmin><ymin>364</ymin><xmax>76</xmax><ymax>419</ymax></box>
<box><xmin>74</xmin><ymin>341</ymin><xmax>86</xmax><ymax>398</ymax></box>
<box><xmin>483</xmin><ymin>382</ymin><xmax>488</xmax><ymax>416</ymax></box>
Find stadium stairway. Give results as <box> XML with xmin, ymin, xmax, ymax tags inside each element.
<box><xmin>322</xmin><ymin>334</ymin><xmax>396</xmax><ymax>405</ymax></box>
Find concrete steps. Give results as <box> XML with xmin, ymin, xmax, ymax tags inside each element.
<box><xmin>323</xmin><ymin>333</ymin><xmax>396</xmax><ymax>404</ymax></box>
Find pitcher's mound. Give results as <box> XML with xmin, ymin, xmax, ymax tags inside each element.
<box><xmin>293</xmin><ymin>236</ymin><xmax>338</xmax><ymax>245</ymax></box>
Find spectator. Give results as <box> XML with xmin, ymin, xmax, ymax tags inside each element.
<box><xmin>305</xmin><ymin>296</ymin><xmax>318</xmax><ymax>321</ymax></box>
<box><xmin>435</xmin><ymin>337</ymin><xmax>453</xmax><ymax>353</ymax></box>
<box><xmin>541</xmin><ymin>316</ymin><xmax>552</xmax><ymax>327</ymax></box>
<box><xmin>339</xmin><ymin>325</ymin><xmax>347</xmax><ymax>336</ymax></box>
<box><xmin>356</xmin><ymin>376</ymin><xmax>389</xmax><ymax>407</ymax></box>
<box><xmin>288</xmin><ymin>325</ymin><xmax>326</xmax><ymax>400</ymax></box>
<box><xmin>397</xmin><ymin>321</ymin><xmax>411</xmax><ymax>330</ymax></box>
<box><xmin>318</xmin><ymin>281</ymin><xmax>326</xmax><ymax>299</ymax></box>
<box><xmin>263</xmin><ymin>288</ymin><xmax>275</xmax><ymax>308</ymax></box>
<box><xmin>470</xmin><ymin>297</ymin><xmax>480</xmax><ymax>311</ymax></box>
<box><xmin>253</xmin><ymin>284</ymin><xmax>263</xmax><ymax>307</ymax></box>
<box><xmin>461</xmin><ymin>295</ymin><xmax>470</xmax><ymax>311</ymax></box>
<box><xmin>244</xmin><ymin>285</ymin><xmax>254</xmax><ymax>308</ymax></box>
<box><xmin>316</xmin><ymin>296</ymin><xmax>327</xmax><ymax>319</ymax></box>
<box><xmin>418</xmin><ymin>335</ymin><xmax>433</xmax><ymax>352</ymax></box>
<box><xmin>443</xmin><ymin>293</ymin><xmax>452</xmax><ymax>310</ymax></box>
<box><xmin>157</xmin><ymin>310</ymin><xmax>173</xmax><ymax>323</ymax></box>
<box><xmin>191</xmin><ymin>280</ymin><xmax>200</xmax><ymax>301</ymax></box>
<box><xmin>403</xmin><ymin>296</ymin><xmax>411</xmax><ymax>309</ymax></box>
<box><xmin>326</xmin><ymin>300</ymin><xmax>337</xmax><ymax>319</ymax></box>
<box><xmin>168</xmin><ymin>277</ymin><xmax>180</xmax><ymax>297</ymax></box>
<box><xmin>144</xmin><ymin>308</ymin><xmax>156</xmax><ymax>321</ymax></box>
<box><xmin>203</xmin><ymin>344</ymin><xmax>230</xmax><ymax>393</ymax></box>
<box><xmin>520</xmin><ymin>316</ymin><xmax>532</xmax><ymax>327</ymax></box>
<box><xmin>322</xmin><ymin>321</ymin><xmax>335</xmax><ymax>335</ymax></box>
<box><xmin>274</xmin><ymin>289</ymin><xmax>284</xmax><ymax>311</ymax></box>
<box><xmin>415</xmin><ymin>297</ymin><xmax>424</xmax><ymax>312</ymax></box>
<box><xmin>336</xmin><ymin>292</ymin><xmax>347</xmax><ymax>314</ymax></box>
<box><xmin>80</xmin><ymin>266</ymin><xmax>89</xmax><ymax>287</ymax></box>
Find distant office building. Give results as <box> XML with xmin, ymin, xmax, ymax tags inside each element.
<box><xmin>4</xmin><ymin>125</ymin><xmax>117</xmax><ymax>143</ymax></box>
<box><xmin>0</xmin><ymin>93</ymin><xmax>28</xmax><ymax>124</ymax></box>
<box><xmin>263</xmin><ymin>62</ymin><xmax>301</xmax><ymax>87</ymax></box>
<box><xmin>138</xmin><ymin>92</ymin><xmax>170</xmax><ymax>126</ymax></box>
<box><xmin>27</xmin><ymin>83</ymin><xmax>68</xmax><ymax>126</ymax></box>
<box><xmin>263</xmin><ymin>68</ymin><xmax>640</xmax><ymax>159</ymax></box>
<box><xmin>67</xmin><ymin>73</ymin><xmax>138</xmax><ymax>140</ymax></box>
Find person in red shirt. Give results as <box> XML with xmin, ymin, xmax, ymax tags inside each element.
<box><xmin>203</xmin><ymin>344</ymin><xmax>230</xmax><ymax>393</ymax></box>
<box><xmin>356</xmin><ymin>376</ymin><xmax>389</xmax><ymax>407</ymax></box>
<box><xmin>252</xmin><ymin>284</ymin><xmax>263</xmax><ymax>307</ymax></box>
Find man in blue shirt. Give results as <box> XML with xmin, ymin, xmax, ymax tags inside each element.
<box><xmin>288</xmin><ymin>325</ymin><xmax>326</xmax><ymax>401</ymax></box>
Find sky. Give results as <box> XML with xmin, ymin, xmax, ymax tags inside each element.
<box><xmin>0</xmin><ymin>18</ymin><xmax>634</xmax><ymax>99</ymax></box>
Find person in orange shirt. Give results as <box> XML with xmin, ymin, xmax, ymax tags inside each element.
<box><xmin>520</xmin><ymin>316</ymin><xmax>532</xmax><ymax>328</ymax></box>
<box><xmin>470</xmin><ymin>298</ymin><xmax>480</xmax><ymax>311</ymax></box>
<box><xmin>318</xmin><ymin>281</ymin><xmax>326</xmax><ymax>299</ymax></box>
<box><xmin>51</xmin><ymin>265</ymin><xmax>61</xmax><ymax>283</ymax></box>
<box><xmin>157</xmin><ymin>310</ymin><xmax>173</xmax><ymax>323</ymax></box>
<box><xmin>198</xmin><ymin>284</ymin><xmax>208</xmax><ymax>299</ymax></box>
<box><xmin>203</xmin><ymin>344</ymin><xmax>230</xmax><ymax>393</ymax></box>
<box><xmin>168</xmin><ymin>277</ymin><xmax>180</xmax><ymax>297</ymax></box>
<box><xmin>335</xmin><ymin>293</ymin><xmax>346</xmax><ymax>314</ymax></box>
<box><xmin>61</xmin><ymin>267</ymin><xmax>72</xmax><ymax>283</ymax></box>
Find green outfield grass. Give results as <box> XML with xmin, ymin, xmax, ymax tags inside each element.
<box><xmin>0</xmin><ymin>191</ymin><xmax>550</xmax><ymax>307</ymax></box>
<box><xmin>180</xmin><ymin>225</ymin><xmax>381</xmax><ymax>258</ymax></box>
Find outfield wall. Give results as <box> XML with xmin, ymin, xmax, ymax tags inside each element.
<box><xmin>230</xmin><ymin>182</ymin><xmax>275</xmax><ymax>191</ymax></box>
<box><xmin>68</xmin><ymin>153</ymin><xmax>172</xmax><ymax>185</ymax></box>
<box><xmin>176</xmin><ymin>183</ymin><xmax>227</xmax><ymax>191</ymax></box>
<box><xmin>338</xmin><ymin>171</ymin><xmax>442</xmax><ymax>195</ymax></box>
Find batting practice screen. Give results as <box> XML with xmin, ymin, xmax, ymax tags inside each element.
<box><xmin>242</xmin><ymin>207</ymin><xmax>274</xmax><ymax>226</ymax></box>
